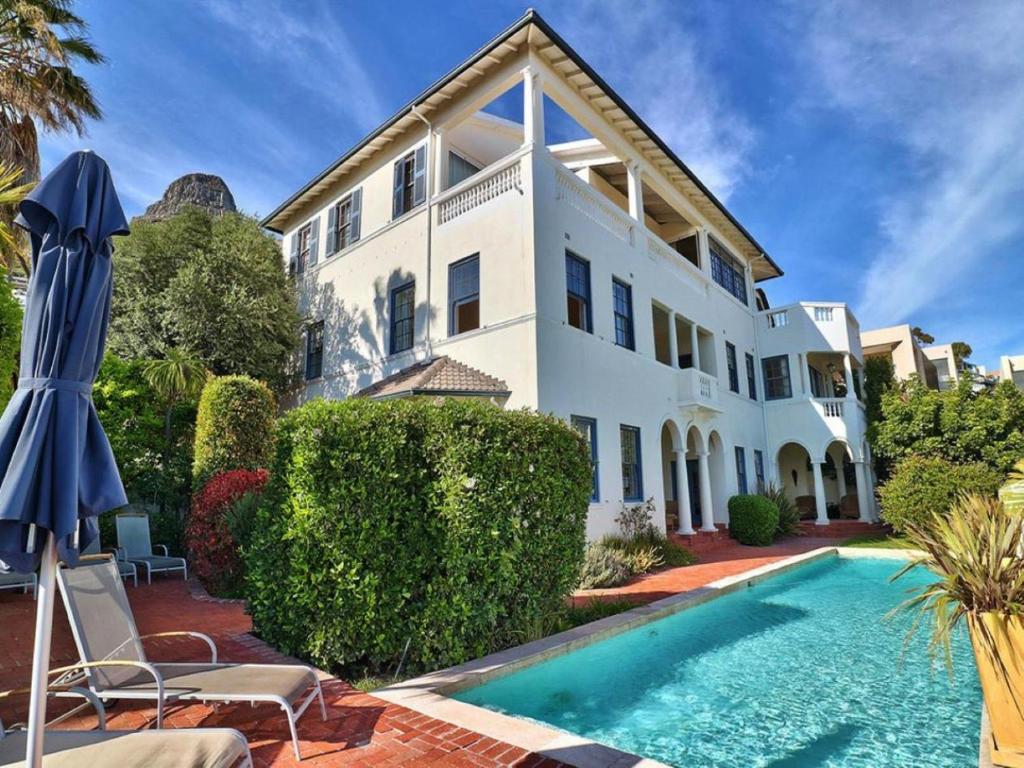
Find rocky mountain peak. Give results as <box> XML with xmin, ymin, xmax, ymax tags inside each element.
<box><xmin>141</xmin><ymin>173</ymin><xmax>237</xmax><ymax>221</ymax></box>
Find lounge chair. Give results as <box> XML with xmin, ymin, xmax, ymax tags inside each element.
<box><xmin>0</xmin><ymin>672</ymin><xmax>252</xmax><ymax>767</ymax></box>
<box><xmin>56</xmin><ymin>557</ymin><xmax>326</xmax><ymax>760</ymax></box>
<box><xmin>115</xmin><ymin>511</ymin><xmax>186</xmax><ymax>583</ymax></box>
<box><xmin>83</xmin><ymin>535</ymin><xmax>138</xmax><ymax>588</ymax></box>
<box><xmin>0</xmin><ymin>571</ymin><xmax>36</xmax><ymax>599</ymax></box>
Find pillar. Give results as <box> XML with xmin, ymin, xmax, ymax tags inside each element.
<box><xmin>627</xmin><ymin>160</ymin><xmax>644</xmax><ymax>225</ymax></box>
<box><xmin>667</xmin><ymin>311</ymin><xmax>679</xmax><ymax>369</ymax></box>
<box><xmin>854</xmin><ymin>461</ymin><xmax>872</xmax><ymax>522</ymax></box>
<box><xmin>522</xmin><ymin>66</ymin><xmax>544</xmax><ymax>147</ymax></box>
<box><xmin>843</xmin><ymin>353</ymin><xmax>856</xmax><ymax>400</ymax></box>
<box><xmin>836</xmin><ymin>457</ymin><xmax>847</xmax><ymax>502</ymax></box>
<box><xmin>433</xmin><ymin>127</ymin><xmax>448</xmax><ymax>195</ymax></box>
<box><xmin>690</xmin><ymin>322</ymin><xmax>701</xmax><ymax>372</ymax></box>
<box><xmin>675</xmin><ymin>450</ymin><xmax>694</xmax><ymax>534</ymax></box>
<box><xmin>698</xmin><ymin>450</ymin><xmax>715</xmax><ymax>532</ymax></box>
<box><xmin>812</xmin><ymin>459</ymin><xmax>829</xmax><ymax>525</ymax></box>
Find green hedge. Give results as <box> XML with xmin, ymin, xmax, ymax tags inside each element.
<box><xmin>0</xmin><ymin>271</ymin><xmax>21</xmax><ymax>410</ymax></box>
<box><xmin>879</xmin><ymin>455</ymin><xmax>1002</xmax><ymax>533</ymax></box>
<box><xmin>244</xmin><ymin>398</ymin><xmax>591</xmax><ymax>676</ymax></box>
<box><xmin>192</xmin><ymin>375</ymin><xmax>276</xmax><ymax>488</ymax></box>
<box><xmin>728</xmin><ymin>494</ymin><xmax>779</xmax><ymax>546</ymax></box>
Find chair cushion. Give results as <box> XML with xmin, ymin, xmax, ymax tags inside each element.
<box><xmin>127</xmin><ymin>556</ymin><xmax>184</xmax><ymax>572</ymax></box>
<box><xmin>0</xmin><ymin>728</ymin><xmax>246</xmax><ymax>768</ymax></box>
<box><xmin>112</xmin><ymin>663</ymin><xmax>316</xmax><ymax>705</ymax></box>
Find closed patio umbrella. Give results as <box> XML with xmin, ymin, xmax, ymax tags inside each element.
<box><xmin>0</xmin><ymin>151</ymin><xmax>129</xmax><ymax>767</ymax></box>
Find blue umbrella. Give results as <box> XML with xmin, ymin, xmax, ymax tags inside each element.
<box><xmin>0</xmin><ymin>151</ymin><xmax>128</xmax><ymax>767</ymax></box>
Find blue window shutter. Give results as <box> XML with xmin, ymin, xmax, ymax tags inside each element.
<box><xmin>325</xmin><ymin>204</ymin><xmax>338</xmax><ymax>256</ymax></box>
<box><xmin>308</xmin><ymin>216</ymin><xmax>320</xmax><ymax>267</ymax></box>
<box><xmin>392</xmin><ymin>159</ymin><xmax>404</xmax><ymax>218</ymax></box>
<box><xmin>413</xmin><ymin>145</ymin><xmax>427</xmax><ymax>206</ymax></box>
<box><xmin>350</xmin><ymin>188</ymin><xmax>362</xmax><ymax>242</ymax></box>
<box><xmin>288</xmin><ymin>232</ymin><xmax>299</xmax><ymax>276</ymax></box>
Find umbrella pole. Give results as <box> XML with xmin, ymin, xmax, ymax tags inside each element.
<box><xmin>25</xmin><ymin>531</ymin><xmax>57</xmax><ymax>768</ymax></box>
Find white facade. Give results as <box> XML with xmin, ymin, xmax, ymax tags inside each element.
<box><xmin>263</xmin><ymin>12</ymin><xmax>877</xmax><ymax>540</ymax></box>
<box><xmin>1001</xmin><ymin>355</ymin><xmax>1024</xmax><ymax>390</ymax></box>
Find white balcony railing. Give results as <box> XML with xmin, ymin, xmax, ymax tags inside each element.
<box><xmin>817</xmin><ymin>398</ymin><xmax>845</xmax><ymax>418</ymax></box>
<box><xmin>765</xmin><ymin>309</ymin><xmax>789</xmax><ymax>328</ymax></box>
<box><xmin>813</xmin><ymin>305</ymin><xmax>835</xmax><ymax>322</ymax></box>
<box><xmin>554</xmin><ymin>166</ymin><xmax>634</xmax><ymax>244</ymax></box>
<box><xmin>678</xmin><ymin>367</ymin><xmax>719</xmax><ymax>406</ymax></box>
<box><xmin>438</xmin><ymin>154</ymin><xmax>522</xmax><ymax>224</ymax></box>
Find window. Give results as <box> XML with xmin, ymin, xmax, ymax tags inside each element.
<box><xmin>448</xmin><ymin>151</ymin><xmax>481</xmax><ymax>187</ymax></box>
<box><xmin>571</xmin><ymin>416</ymin><xmax>599</xmax><ymax>502</ymax></box>
<box><xmin>620</xmin><ymin>425</ymin><xmax>643</xmax><ymax>501</ymax></box>
<box><xmin>565</xmin><ymin>252</ymin><xmax>592</xmax><ymax>332</ymax></box>
<box><xmin>726</xmin><ymin>343</ymin><xmax>739</xmax><ymax>393</ymax></box>
<box><xmin>304</xmin><ymin>320</ymin><xmax>324</xmax><ymax>380</ymax></box>
<box><xmin>327</xmin><ymin>189</ymin><xmax>362</xmax><ymax>255</ymax></box>
<box><xmin>291</xmin><ymin>221</ymin><xmax>318</xmax><ymax>275</ymax></box>
<box><xmin>449</xmin><ymin>255</ymin><xmax>480</xmax><ymax>335</ymax></box>
<box><xmin>762</xmin><ymin>355</ymin><xmax>792</xmax><ymax>400</ymax></box>
<box><xmin>809</xmin><ymin>365</ymin><xmax>826</xmax><ymax>397</ymax></box>
<box><xmin>709</xmin><ymin>238</ymin><xmax>747</xmax><ymax>305</ymax></box>
<box><xmin>735</xmin><ymin>446</ymin><xmax>748</xmax><ymax>494</ymax></box>
<box><xmin>612</xmin><ymin>279</ymin><xmax>634</xmax><ymax>350</ymax></box>
<box><xmin>746</xmin><ymin>353</ymin><xmax>757</xmax><ymax>400</ymax></box>
<box><xmin>389</xmin><ymin>282</ymin><xmax>415</xmax><ymax>354</ymax></box>
<box><xmin>754</xmin><ymin>450</ymin><xmax>765</xmax><ymax>492</ymax></box>
<box><xmin>392</xmin><ymin>145</ymin><xmax>426</xmax><ymax>219</ymax></box>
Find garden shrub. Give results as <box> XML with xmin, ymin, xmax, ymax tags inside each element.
<box><xmin>728</xmin><ymin>494</ymin><xmax>780</xmax><ymax>546</ymax></box>
<box><xmin>186</xmin><ymin>469</ymin><xmax>268</xmax><ymax>597</ymax></box>
<box><xmin>244</xmin><ymin>398</ymin><xmax>591</xmax><ymax>677</ymax></box>
<box><xmin>579</xmin><ymin>542</ymin><xmax>633</xmax><ymax>589</ymax></box>
<box><xmin>614</xmin><ymin>497</ymin><xmax>658</xmax><ymax>539</ymax></box>
<box><xmin>192</xmin><ymin>375</ymin><xmax>276</xmax><ymax>488</ymax></box>
<box><xmin>0</xmin><ymin>270</ymin><xmax>21</xmax><ymax>410</ymax></box>
<box><xmin>759</xmin><ymin>483</ymin><xmax>801</xmax><ymax>538</ymax></box>
<box><xmin>879</xmin><ymin>455</ymin><xmax>1002</xmax><ymax>533</ymax></box>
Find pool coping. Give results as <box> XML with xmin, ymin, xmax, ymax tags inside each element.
<box><xmin>378</xmin><ymin>546</ymin><xmax>922</xmax><ymax>767</ymax></box>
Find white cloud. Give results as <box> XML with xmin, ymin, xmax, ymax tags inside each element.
<box><xmin>547</xmin><ymin>1</ymin><xmax>756</xmax><ymax>201</ymax></box>
<box><xmin>798</xmin><ymin>1</ymin><xmax>1024</xmax><ymax>327</ymax></box>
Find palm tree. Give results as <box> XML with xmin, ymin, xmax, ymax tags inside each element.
<box><xmin>0</xmin><ymin>0</ymin><xmax>104</xmax><ymax>273</ymax></box>
<box><xmin>143</xmin><ymin>349</ymin><xmax>208</xmax><ymax>443</ymax></box>
<box><xmin>0</xmin><ymin>162</ymin><xmax>34</xmax><ymax>265</ymax></box>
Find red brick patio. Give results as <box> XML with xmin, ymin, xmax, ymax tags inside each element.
<box><xmin>0</xmin><ymin>533</ymin><xmax>858</xmax><ymax>766</ymax></box>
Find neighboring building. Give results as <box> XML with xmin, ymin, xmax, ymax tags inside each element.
<box><xmin>1001</xmin><ymin>355</ymin><xmax>1024</xmax><ymax>390</ymax></box>
<box><xmin>922</xmin><ymin>344</ymin><xmax>959</xmax><ymax>390</ymax></box>
<box><xmin>861</xmin><ymin>324</ymin><xmax>939</xmax><ymax>388</ymax></box>
<box><xmin>262</xmin><ymin>10</ymin><xmax>877</xmax><ymax>539</ymax></box>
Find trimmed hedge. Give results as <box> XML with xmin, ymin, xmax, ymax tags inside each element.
<box><xmin>879</xmin><ymin>455</ymin><xmax>1002</xmax><ymax>533</ymax></box>
<box><xmin>728</xmin><ymin>494</ymin><xmax>779</xmax><ymax>546</ymax></box>
<box><xmin>192</xmin><ymin>375</ymin><xmax>276</xmax><ymax>488</ymax></box>
<box><xmin>186</xmin><ymin>469</ymin><xmax>268</xmax><ymax>597</ymax></box>
<box><xmin>244</xmin><ymin>398</ymin><xmax>591</xmax><ymax>676</ymax></box>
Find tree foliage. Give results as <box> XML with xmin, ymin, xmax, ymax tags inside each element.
<box><xmin>244</xmin><ymin>398</ymin><xmax>591</xmax><ymax>676</ymax></box>
<box><xmin>873</xmin><ymin>376</ymin><xmax>1024</xmax><ymax>476</ymax></box>
<box><xmin>0</xmin><ymin>268</ymin><xmax>21</xmax><ymax>407</ymax></box>
<box><xmin>109</xmin><ymin>208</ymin><xmax>299</xmax><ymax>388</ymax></box>
<box><xmin>951</xmin><ymin>341</ymin><xmax>972</xmax><ymax>365</ymax></box>
<box><xmin>192</xmin><ymin>374</ymin><xmax>276</xmax><ymax>489</ymax></box>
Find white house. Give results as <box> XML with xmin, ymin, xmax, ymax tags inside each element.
<box><xmin>261</xmin><ymin>10</ymin><xmax>877</xmax><ymax>540</ymax></box>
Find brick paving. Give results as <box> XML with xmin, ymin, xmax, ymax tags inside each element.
<box><xmin>0</xmin><ymin>531</ymin><xmax>864</xmax><ymax>766</ymax></box>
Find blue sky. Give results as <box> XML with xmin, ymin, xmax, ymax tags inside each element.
<box><xmin>41</xmin><ymin>1</ymin><xmax>1024</xmax><ymax>369</ymax></box>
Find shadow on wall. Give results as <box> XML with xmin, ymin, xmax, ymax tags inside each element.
<box><xmin>291</xmin><ymin>268</ymin><xmax>437</xmax><ymax>403</ymax></box>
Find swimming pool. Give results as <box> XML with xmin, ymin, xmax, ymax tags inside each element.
<box><xmin>454</xmin><ymin>555</ymin><xmax>981</xmax><ymax>767</ymax></box>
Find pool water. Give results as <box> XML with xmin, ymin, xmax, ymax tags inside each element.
<box><xmin>455</xmin><ymin>556</ymin><xmax>981</xmax><ymax>767</ymax></box>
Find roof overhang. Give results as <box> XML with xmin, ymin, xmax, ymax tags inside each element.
<box><xmin>261</xmin><ymin>9</ymin><xmax>781</xmax><ymax>281</ymax></box>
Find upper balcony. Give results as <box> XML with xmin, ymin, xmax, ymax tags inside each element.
<box><xmin>757</xmin><ymin>302</ymin><xmax>863</xmax><ymax>362</ymax></box>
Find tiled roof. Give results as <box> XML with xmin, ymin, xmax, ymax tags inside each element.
<box><xmin>355</xmin><ymin>356</ymin><xmax>510</xmax><ymax>400</ymax></box>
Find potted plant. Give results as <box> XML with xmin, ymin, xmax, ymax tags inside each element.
<box><xmin>893</xmin><ymin>491</ymin><xmax>1024</xmax><ymax>767</ymax></box>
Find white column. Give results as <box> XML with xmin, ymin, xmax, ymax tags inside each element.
<box><xmin>698</xmin><ymin>450</ymin><xmax>715</xmax><ymax>532</ymax></box>
<box><xmin>522</xmin><ymin>66</ymin><xmax>544</xmax><ymax>147</ymax></box>
<box><xmin>675</xmin><ymin>451</ymin><xmax>694</xmax><ymax>534</ymax></box>
<box><xmin>433</xmin><ymin>127</ymin><xmax>448</xmax><ymax>195</ymax></box>
<box><xmin>843</xmin><ymin>353</ymin><xmax>856</xmax><ymax>400</ymax></box>
<box><xmin>667</xmin><ymin>311</ymin><xmax>679</xmax><ymax>368</ymax></box>
<box><xmin>697</xmin><ymin>227</ymin><xmax>711</xmax><ymax>274</ymax></box>
<box><xmin>690</xmin><ymin>322</ymin><xmax>701</xmax><ymax>372</ymax></box>
<box><xmin>835</xmin><ymin>456</ymin><xmax>848</xmax><ymax>504</ymax></box>
<box><xmin>627</xmin><ymin>160</ymin><xmax>644</xmax><ymax>224</ymax></box>
<box><xmin>856</xmin><ymin>462</ymin><xmax>872</xmax><ymax>524</ymax></box>
<box><xmin>812</xmin><ymin>459</ymin><xmax>829</xmax><ymax>526</ymax></box>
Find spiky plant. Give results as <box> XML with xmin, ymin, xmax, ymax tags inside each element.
<box><xmin>142</xmin><ymin>348</ymin><xmax>208</xmax><ymax>442</ymax></box>
<box><xmin>0</xmin><ymin>162</ymin><xmax>33</xmax><ymax>261</ymax></box>
<box><xmin>890</xmin><ymin>493</ymin><xmax>1024</xmax><ymax>672</ymax></box>
<box><xmin>0</xmin><ymin>0</ymin><xmax>104</xmax><ymax>272</ymax></box>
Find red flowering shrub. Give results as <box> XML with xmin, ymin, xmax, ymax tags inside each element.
<box><xmin>187</xmin><ymin>468</ymin><xmax>268</xmax><ymax>597</ymax></box>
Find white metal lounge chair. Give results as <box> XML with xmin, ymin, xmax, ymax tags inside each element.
<box><xmin>56</xmin><ymin>557</ymin><xmax>326</xmax><ymax>761</ymax></box>
<box><xmin>82</xmin><ymin>535</ymin><xmax>138</xmax><ymax>587</ymax></box>
<box><xmin>0</xmin><ymin>571</ymin><xmax>36</xmax><ymax>599</ymax></box>
<box><xmin>0</xmin><ymin>668</ymin><xmax>253</xmax><ymax>768</ymax></box>
<box><xmin>115</xmin><ymin>511</ymin><xmax>186</xmax><ymax>583</ymax></box>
